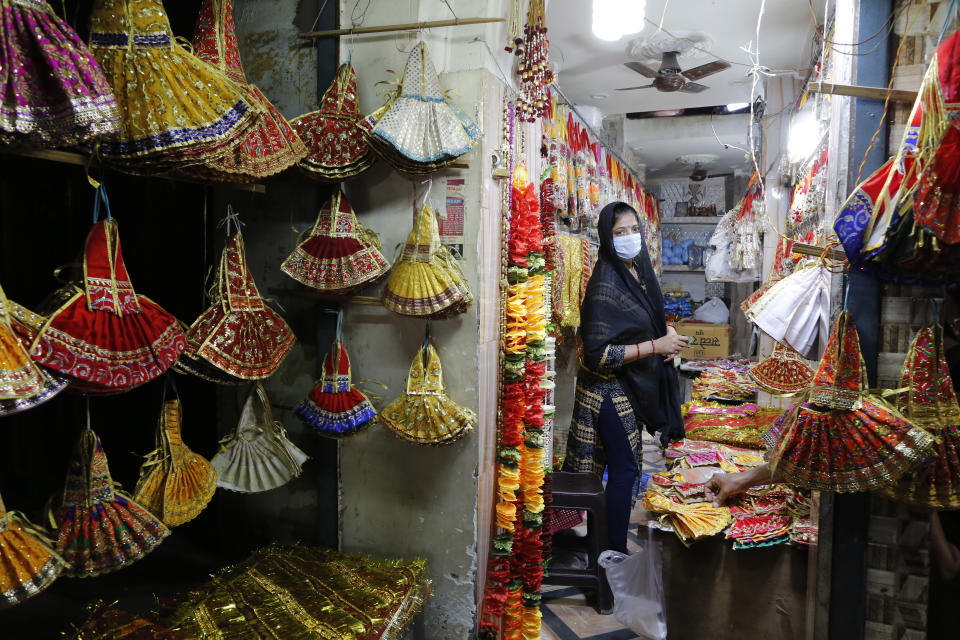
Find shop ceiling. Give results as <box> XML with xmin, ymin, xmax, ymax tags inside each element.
<box><xmin>547</xmin><ymin>0</ymin><xmax>820</xmax><ymax>178</ymax></box>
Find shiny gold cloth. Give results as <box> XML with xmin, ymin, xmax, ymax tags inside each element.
<box><xmin>643</xmin><ymin>490</ymin><xmax>732</xmax><ymax>544</ymax></box>
<box><xmin>380</xmin><ymin>343</ymin><xmax>476</xmax><ymax>445</ymax></box>
<box><xmin>165</xmin><ymin>544</ymin><xmax>429</xmax><ymax>640</ymax></box>
<box><xmin>69</xmin><ymin>601</ymin><xmax>183</xmax><ymax>639</ymax></box>
<box><xmin>134</xmin><ymin>396</ymin><xmax>218</xmax><ymax>526</ymax></box>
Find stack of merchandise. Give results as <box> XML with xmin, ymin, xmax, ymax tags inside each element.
<box><xmin>359</xmin><ymin>42</ymin><xmax>478</xmax><ymax>176</ymax></box>
<box><xmin>689</xmin><ymin>359</ymin><xmax>758</xmax><ymax>402</ymax></box>
<box><xmin>291</xmin><ymin>62</ymin><xmax>376</xmax><ymax>181</ymax></box>
<box><xmin>683</xmin><ymin>400</ymin><xmax>785</xmax><ymax>449</ymax></box>
<box><xmin>663</xmin><ymin>291</ymin><xmax>693</xmax><ymax>320</ymax></box>
<box><xmin>645</xmin><ymin>439</ymin><xmax>816</xmax><ymax>548</ymax></box>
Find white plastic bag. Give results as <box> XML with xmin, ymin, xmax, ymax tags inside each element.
<box><xmin>693</xmin><ymin>297</ymin><xmax>729</xmax><ymax>324</ymax></box>
<box><xmin>598</xmin><ymin>528</ymin><xmax>667</xmax><ymax>640</ymax></box>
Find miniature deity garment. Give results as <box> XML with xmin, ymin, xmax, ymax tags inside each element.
<box><xmin>281</xmin><ymin>189</ymin><xmax>390</xmax><ymax>293</ymax></box>
<box><xmin>379</xmin><ymin>342</ymin><xmax>476</xmax><ymax>445</ymax></box>
<box><xmin>179</xmin><ymin>0</ymin><xmax>307</xmax><ymax>182</ymax></box>
<box><xmin>0</xmin><ymin>283</ymin><xmax>47</xmax><ymax>405</ymax></box>
<box><xmin>0</xmin><ymin>298</ymin><xmax>67</xmax><ymax>416</ymax></box>
<box><xmin>882</xmin><ymin>324</ymin><xmax>960</xmax><ymax>508</ymax></box>
<box><xmin>770</xmin><ymin>312</ymin><xmax>935</xmax><ymax>492</ymax></box>
<box><xmin>0</xmin><ymin>490</ymin><xmax>63</xmax><ymax>609</ymax></box>
<box><xmin>31</xmin><ymin>188</ymin><xmax>186</xmax><ymax>394</ymax></box>
<box><xmin>185</xmin><ymin>230</ymin><xmax>295</xmax><ymax>380</ymax></box>
<box><xmin>358</xmin><ymin>42</ymin><xmax>479</xmax><ymax>175</ymax></box>
<box><xmin>296</xmin><ymin>339</ymin><xmax>376</xmax><ymax>438</ymax></box>
<box><xmin>743</xmin><ymin>261</ymin><xmax>831</xmax><ymax>357</ymax></box>
<box><xmin>88</xmin><ymin>0</ymin><xmax>259</xmax><ymax>170</ymax></box>
<box><xmin>211</xmin><ymin>383</ymin><xmax>308</xmax><ymax>493</ymax></box>
<box><xmin>749</xmin><ymin>342</ymin><xmax>816</xmax><ymax>396</ymax></box>
<box><xmin>383</xmin><ymin>204</ymin><xmax>472</xmax><ymax>318</ymax></box>
<box><xmin>0</xmin><ymin>0</ymin><xmax>120</xmax><ymax>146</ymax></box>
<box><xmin>134</xmin><ymin>385</ymin><xmax>217</xmax><ymax>526</ymax></box>
<box><xmin>53</xmin><ymin>428</ymin><xmax>170</xmax><ymax>577</ymax></box>
<box><xmin>290</xmin><ymin>62</ymin><xmax>375</xmax><ymax>181</ymax></box>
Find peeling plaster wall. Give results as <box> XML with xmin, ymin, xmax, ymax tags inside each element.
<box><xmin>335</xmin><ymin>2</ymin><xmax>507</xmax><ymax>638</ymax></box>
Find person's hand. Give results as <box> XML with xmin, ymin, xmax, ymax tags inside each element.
<box><xmin>655</xmin><ymin>333</ymin><xmax>688</xmax><ymax>359</ymax></box>
<box><xmin>667</xmin><ymin>324</ymin><xmax>679</xmax><ymax>336</ymax></box>
<box><xmin>705</xmin><ymin>472</ymin><xmax>749</xmax><ymax>507</ymax></box>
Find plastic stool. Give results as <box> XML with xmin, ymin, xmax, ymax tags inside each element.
<box><xmin>544</xmin><ymin>471</ymin><xmax>614</xmax><ymax>614</ymax></box>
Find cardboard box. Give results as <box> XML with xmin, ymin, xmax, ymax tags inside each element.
<box><xmin>676</xmin><ymin>322</ymin><xmax>730</xmax><ymax>359</ymax></box>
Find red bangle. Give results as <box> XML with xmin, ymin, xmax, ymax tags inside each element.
<box><xmin>650</xmin><ymin>339</ymin><xmax>656</xmax><ymax>355</ymax></box>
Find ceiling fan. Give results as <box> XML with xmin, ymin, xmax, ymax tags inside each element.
<box><xmin>618</xmin><ymin>51</ymin><xmax>731</xmax><ymax>94</ymax></box>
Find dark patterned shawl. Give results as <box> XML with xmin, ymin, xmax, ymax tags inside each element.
<box><xmin>580</xmin><ymin>202</ymin><xmax>684</xmax><ymax>445</ymax></box>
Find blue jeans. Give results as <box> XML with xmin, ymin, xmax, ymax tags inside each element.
<box><xmin>597</xmin><ymin>395</ymin><xmax>639</xmax><ymax>553</ymax></box>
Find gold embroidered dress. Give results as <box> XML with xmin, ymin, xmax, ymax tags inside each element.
<box><xmin>134</xmin><ymin>386</ymin><xmax>218</xmax><ymax>527</ymax></box>
<box><xmin>882</xmin><ymin>324</ymin><xmax>960</xmax><ymax>508</ymax></box>
<box><xmin>178</xmin><ymin>0</ymin><xmax>307</xmax><ymax>182</ymax></box>
<box><xmin>281</xmin><ymin>188</ymin><xmax>390</xmax><ymax>294</ymax></box>
<box><xmin>380</xmin><ymin>341</ymin><xmax>476</xmax><ymax>445</ymax></box>
<box><xmin>88</xmin><ymin>0</ymin><xmax>260</xmax><ymax>170</ymax></box>
<box><xmin>0</xmin><ymin>490</ymin><xmax>63</xmax><ymax>609</ymax></box>
<box><xmin>52</xmin><ymin>428</ymin><xmax>170</xmax><ymax>577</ymax></box>
<box><xmin>0</xmin><ymin>297</ymin><xmax>67</xmax><ymax>416</ymax></box>
<box><xmin>290</xmin><ymin>62</ymin><xmax>375</xmax><ymax>181</ymax></box>
<box><xmin>383</xmin><ymin>204</ymin><xmax>472</xmax><ymax>318</ymax></box>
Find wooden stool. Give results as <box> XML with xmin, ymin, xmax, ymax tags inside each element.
<box><xmin>544</xmin><ymin>471</ymin><xmax>613</xmax><ymax>614</ymax></box>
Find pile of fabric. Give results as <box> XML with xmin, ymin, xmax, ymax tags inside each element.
<box><xmin>687</xmin><ymin>358</ymin><xmax>758</xmax><ymax>402</ymax></box>
<box><xmin>644</xmin><ymin>439</ymin><xmax>817</xmax><ymax>548</ymax></box>
<box><xmin>683</xmin><ymin>400</ymin><xmax>785</xmax><ymax>450</ymax></box>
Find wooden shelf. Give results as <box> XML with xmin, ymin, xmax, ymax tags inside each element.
<box><xmin>662</xmin><ymin>265</ymin><xmax>707</xmax><ymax>273</ymax></box>
<box><xmin>662</xmin><ymin>217</ymin><xmax>722</xmax><ymax>225</ymax></box>
<box><xmin>1</xmin><ymin>147</ymin><xmax>267</xmax><ymax>193</ymax></box>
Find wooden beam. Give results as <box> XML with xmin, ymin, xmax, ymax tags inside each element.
<box><xmin>2</xmin><ymin>147</ymin><xmax>267</xmax><ymax>193</ymax></box>
<box><xmin>791</xmin><ymin>241</ymin><xmax>847</xmax><ymax>262</ymax></box>
<box><xmin>299</xmin><ymin>17</ymin><xmax>505</xmax><ymax>39</ymax></box>
<box><xmin>807</xmin><ymin>81</ymin><xmax>917</xmax><ymax>104</ymax></box>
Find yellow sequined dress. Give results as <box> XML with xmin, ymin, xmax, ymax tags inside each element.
<box><xmin>380</xmin><ymin>342</ymin><xmax>476</xmax><ymax>445</ymax></box>
<box><xmin>383</xmin><ymin>204</ymin><xmax>472</xmax><ymax>318</ymax></box>
<box><xmin>0</xmin><ymin>283</ymin><xmax>45</xmax><ymax>403</ymax></box>
<box><xmin>0</xmin><ymin>491</ymin><xmax>63</xmax><ymax>609</ymax></box>
<box><xmin>88</xmin><ymin>0</ymin><xmax>260</xmax><ymax>169</ymax></box>
<box><xmin>134</xmin><ymin>391</ymin><xmax>218</xmax><ymax>527</ymax></box>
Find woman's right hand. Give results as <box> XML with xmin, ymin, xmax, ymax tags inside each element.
<box><xmin>655</xmin><ymin>333</ymin><xmax>688</xmax><ymax>358</ymax></box>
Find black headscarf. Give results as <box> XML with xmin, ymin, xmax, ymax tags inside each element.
<box><xmin>580</xmin><ymin>202</ymin><xmax>684</xmax><ymax>445</ymax></box>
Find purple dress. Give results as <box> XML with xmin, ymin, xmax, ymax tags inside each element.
<box><xmin>0</xmin><ymin>0</ymin><xmax>120</xmax><ymax>145</ymax></box>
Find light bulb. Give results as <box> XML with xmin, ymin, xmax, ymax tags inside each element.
<box><xmin>593</xmin><ymin>0</ymin><xmax>646</xmax><ymax>42</ymax></box>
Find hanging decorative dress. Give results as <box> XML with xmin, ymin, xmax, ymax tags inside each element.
<box><xmin>53</xmin><ymin>428</ymin><xmax>170</xmax><ymax>577</ymax></box>
<box><xmin>882</xmin><ymin>324</ymin><xmax>960</xmax><ymax>508</ymax></box>
<box><xmin>834</xmin><ymin>30</ymin><xmax>960</xmax><ymax>283</ymax></box>
<box><xmin>177</xmin><ymin>0</ymin><xmax>306</xmax><ymax>182</ymax></box>
<box><xmin>742</xmin><ymin>260</ymin><xmax>832</xmax><ymax>357</ymax></box>
<box><xmin>281</xmin><ymin>189</ymin><xmax>390</xmax><ymax>294</ymax></box>
<box><xmin>0</xmin><ymin>0</ymin><xmax>120</xmax><ymax>146</ymax></box>
<box><xmin>379</xmin><ymin>340</ymin><xmax>476</xmax><ymax>445</ymax></box>
<box><xmin>0</xmin><ymin>490</ymin><xmax>63</xmax><ymax>609</ymax></box>
<box><xmin>212</xmin><ymin>383</ymin><xmax>308</xmax><ymax>493</ymax></box>
<box><xmin>0</xmin><ymin>283</ymin><xmax>52</xmax><ymax>407</ymax></box>
<box><xmin>358</xmin><ymin>42</ymin><xmax>479</xmax><ymax>175</ymax></box>
<box><xmin>185</xmin><ymin>228</ymin><xmax>295</xmax><ymax>380</ymax></box>
<box><xmin>133</xmin><ymin>383</ymin><xmax>218</xmax><ymax>527</ymax></box>
<box><xmin>383</xmin><ymin>204</ymin><xmax>472</xmax><ymax>318</ymax></box>
<box><xmin>88</xmin><ymin>0</ymin><xmax>259</xmax><ymax>170</ymax></box>
<box><xmin>290</xmin><ymin>62</ymin><xmax>375</xmax><ymax>181</ymax></box>
<box><xmin>0</xmin><ymin>298</ymin><xmax>67</xmax><ymax>416</ymax></box>
<box><xmin>770</xmin><ymin>312</ymin><xmax>935</xmax><ymax>493</ymax></box>
<box><xmin>749</xmin><ymin>343</ymin><xmax>816</xmax><ymax>397</ymax></box>
<box><xmin>296</xmin><ymin>339</ymin><xmax>377</xmax><ymax>438</ymax></box>
<box><xmin>31</xmin><ymin>188</ymin><xmax>186</xmax><ymax>394</ymax></box>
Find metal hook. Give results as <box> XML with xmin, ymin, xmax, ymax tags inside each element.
<box><xmin>424</xmin><ymin>322</ymin><xmax>431</xmax><ymax>351</ymax></box>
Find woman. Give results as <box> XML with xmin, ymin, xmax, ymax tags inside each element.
<box><xmin>563</xmin><ymin>201</ymin><xmax>688</xmax><ymax>553</ymax></box>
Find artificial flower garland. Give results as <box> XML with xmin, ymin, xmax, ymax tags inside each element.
<box><xmin>480</xmin><ymin>119</ymin><xmax>550</xmax><ymax>638</ymax></box>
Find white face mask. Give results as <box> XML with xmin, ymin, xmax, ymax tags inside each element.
<box><xmin>613</xmin><ymin>233</ymin><xmax>643</xmax><ymax>260</ymax></box>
